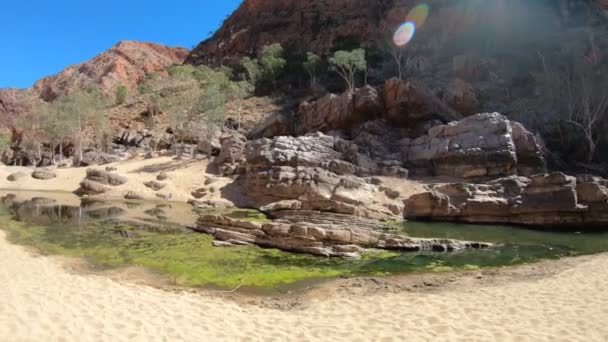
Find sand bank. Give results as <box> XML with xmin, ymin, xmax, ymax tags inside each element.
<box><xmin>0</xmin><ymin>229</ymin><xmax>606</xmax><ymax>341</ymax></box>
<box><xmin>0</xmin><ymin>157</ymin><xmax>235</xmax><ymax>204</ymax></box>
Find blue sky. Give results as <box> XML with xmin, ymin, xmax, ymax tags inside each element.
<box><xmin>0</xmin><ymin>0</ymin><xmax>242</xmax><ymax>88</ymax></box>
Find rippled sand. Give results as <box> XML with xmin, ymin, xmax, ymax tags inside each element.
<box><xmin>0</xmin><ymin>230</ymin><xmax>606</xmax><ymax>342</ymax></box>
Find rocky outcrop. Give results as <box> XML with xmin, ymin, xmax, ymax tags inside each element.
<box><xmin>144</xmin><ymin>181</ymin><xmax>166</xmax><ymax>191</ymax></box>
<box><xmin>0</xmin><ymin>89</ymin><xmax>36</xmax><ymax>128</ymax></box>
<box><xmin>442</xmin><ymin>78</ymin><xmax>479</xmax><ymax>115</ymax></box>
<box><xmin>0</xmin><ymin>41</ymin><xmax>188</xmax><ymax>128</ymax></box>
<box><xmin>76</xmin><ymin>169</ymin><xmax>128</xmax><ymax>195</ymax></box>
<box><xmin>402</xmin><ymin>113</ymin><xmax>546</xmax><ymax>178</ymax></box>
<box><xmin>244</xmin><ymin>133</ymin><xmax>408</xmax><ymax>218</ymax></box>
<box><xmin>406</xmin><ymin>172</ymin><xmax>608</xmax><ymax>228</ymax></box>
<box><xmin>296</xmin><ymin>86</ymin><xmax>383</xmax><ymax>134</ymax></box>
<box><xmin>194</xmin><ymin>211</ymin><xmax>492</xmax><ymax>258</ymax></box>
<box><xmin>187</xmin><ymin>0</ymin><xmax>416</xmax><ymax>65</ymax></box>
<box><xmin>246</xmin><ymin>113</ymin><xmax>293</xmax><ymax>140</ymax></box>
<box><xmin>33</xmin><ymin>41</ymin><xmax>188</xmax><ymax>101</ymax></box>
<box><xmin>214</xmin><ymin>132</ymin><xmax>247</xmax><ymax>175</ymax></box>
<box><xmin>383</xmin><ymin>78</ymin><xmax>462</xmax><ymax>127</ymax></box>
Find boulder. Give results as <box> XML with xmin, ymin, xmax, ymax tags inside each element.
<box><xmin>7</xmin><ymin>172</ymin><xmax>27</xmax><ymax>182</ymax></box>
<box><xmin>85</xmin><ymin>169</ymin><xmax>127</xmax><ymax>186</ymax></box>
<box><xmin>194</xmin><ymin>211</ymin><xmax>491</xmax><ymax>258</ymax></box>
<box><xmin>406</xmin><ymin>172</ymin><xmax>608</xmax><ymax>228</ymax></box>
<box><xmin>297</xmin><ymin>85</ymin><xmax>383</xmax><ymax>134</ymax></box>
<box><xmin>78</xmin><ymin>151</ymin><xmax>122</xmax><ymax>166</ymax></box>
<box><xmin>442</xmin><ymin>78</ymin><xmax>479</xmax><ymax>115</ymax></box>
<box><xmin>196</xmin><ymin>130</ymin><xmax>222</xmax><ymax>156</ymax></box>
<box><xmin>78</xmin><ymin>180</ymin><xmax>111</xmax><ymax>195</ymax></box>
<box><xmin>144</xmin><ymin>181</ymin><xmax>166</xmax><ymax>191</ymax></box>
<box><xmin>31</xmin><ymin>170</ymin><xmax>56</xmax><ymax>180</ymax></box>
<box><xmin>247</xmin><ymin>112</ymin><xmax>293</xmax><ymax>140</ymax></box>
<box><xmin>215</xmin><ymin>132</ymin><xmax>247</xmax><ymax>175</ymax></box>
<box><xmin>383</xmin><ymin>78</ymin><xmax>461</xmax><ymax>127</ymax></box>
<box><xmin>75</xmin><ymin>169</ymin><xmax>127</xmax><ymax>196</ymax></box>
<box><xmin>157</xmin><ymin>172</ymin><xmax>169</xmax><ymax>181</ymax></box>
<box><xmin>125</xmin><ymin>191</ymin><xmax>144</xmax><ymax>200</ymax></box>
<box><xmin>402</xmin><ymin>113</ymin><xmax>547</xmax><ymax>178</ymax></box>
<box><xmin>156</xmin><ymin>193</ymin><xmax>173</xmax><ymax>200</ymax></box>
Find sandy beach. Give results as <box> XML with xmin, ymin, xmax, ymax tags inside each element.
<box><xmin>0</xmin><ymin>157</ymin><xmax>236</xmax><ymax>204</ymax></box>
<box><xmin>0</xmin><ymin>228</ymin><xmax>606</xmax><ymax>342</ymax></box>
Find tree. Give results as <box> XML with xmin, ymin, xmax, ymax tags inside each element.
<box><xmin>41</xmin><ymin>100</ymin><xmax>72</xmax><ymax>163</ymax></box>
<box><xmin>303</xmin><ymin>52</ymin><xmax>322</xmax><ymax>86</ymax></box>
<box><xmin>60</xmin><ymin>89</ymin><xmax>106</xmax><ymax>164</ymax></box>
<box><xmin>565</xmin><ymin>71</ymin><xmax>608</xmax><ymax>163</ymax></box>
<box><xmin>258</xmin><ymin>43</ymin><xmax>286</xmax><ymax>86</ymax></box>
<box><xmin>195</xmin><ymin>84</ymin><xmax>226</xmax><ymax>156</ymax></box>
<box><xmin>386</xmin><ymin>42</ymin><xmax>410</xmax><ymax>80</ymax></box>
<box><xmin>240</xmin><ymin>43</ymin><xmax>286</xmax><ymax>88</ymax></box>
<box><xmin>0</xmin><ymin>130</ymin><xmax>9</xmax><ymax>151</ymax></box>
<box><xmin>115</xmin><ymin>85</ymin><xmax>128</xmax><ymax>105</ymax></box>
<box><xmin>15</xmin><ymin>103</ymin><xmax>48</xmax><ymax>165</ymax></box>
<box><xmin>241</xmin><ymin>56</ymin><xmax>260</xmax><ymax>85</ymax></box>
<box><xmin>329</xmin><ymin>49</ymin><xmax>367</xmax><ymax>91</ymax></box>
<box><xmin>163</xmin><ymin>79</ymin><xmax>200</xmax><ymax>156</ymax></box>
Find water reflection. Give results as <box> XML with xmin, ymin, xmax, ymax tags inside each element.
<box><xmin>0</xmin><ymin>191</ymin><xmax>198</xmax><ymax>229</ymax></box>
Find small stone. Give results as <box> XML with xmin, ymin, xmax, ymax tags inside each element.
<box><xmin>125</xmin><ymin>191</ymin><xmax>143</xmax><ymax>200</ymax></box>
<box><xmin>157</xmin><ymin>172</ymin><xmax>169</xmax><ymax>181</ymax></box>
<box><xmin>156</xmin><ymin>193</ymin><xmax>173</xmax><ymax>200</ymax></box>
<box><xmin>7</xmin><ymin>172</ymin><xmax>27</xmax><ymax>182</ymax></box>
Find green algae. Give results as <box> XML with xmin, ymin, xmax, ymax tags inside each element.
<box><xmin>0</xmin><ymin>214</ymin><xmax>349</xmax><ymax>288</ymax></box>
<box><xmin>2</xmin><ymin>200</ymin><xmax>608</xmax><ymax>291</ymax></box>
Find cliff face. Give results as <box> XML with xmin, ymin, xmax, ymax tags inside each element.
<box><xmin>187</xmin><ymin>0</ymin><xmax>412</xmax><ymax>64</ymax></box>
<box><xmin>33</xmin><ymin>40</ymin><xmax>189</xmax><ymax>101</ymax></box>
<box><xmin>0</xmin><ymin>41</ymin><xmax>188</xmax><ymax>127</ymax></box>
<box><xmin>186</xmin><ymin>0</ymin><xmax>570</xmax><ymax>65</ymax></box>
<box><xmin>0</xmin><ymin>89</ymin><xmax>36</xmax><ymax>128</ymax></box>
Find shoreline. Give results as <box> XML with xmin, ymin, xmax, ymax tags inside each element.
<box><xmin>1</xmin><ymin>229</ymin><xmax>607</xmax><ymax>340</ymax></box>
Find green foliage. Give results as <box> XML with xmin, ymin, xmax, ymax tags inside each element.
<box><xmin>115</xmin><ymin>85</ymin><xmax>128</xmax><ymax>105</ymax></box>
<box><xmin>167</xmin><ymin>64</ymin><xmax>197</xmax><ymax>80</ymax></box>
<box><xmin>329</xmin><ymin>48</ymin><xmax>367</xmax><ymax>91</ymax></box>
<box><xmin>240</xmin><ymin>43</ymin><xmax>287</xmax><ymax>88</ymax></box>
<box><xmin>258</xmin><ymin>43</ymin><xmax>287</xmax><ymax>83</ymax></box>
<box><xmin>303</xmin><ymin>52</ymin><xmax>322</xmax><ymax>85</ymax></box>
<box><xmin>0</xmin><ymin>131</ymin><xmax>10</xmax><ymax>150</ymax></box>
<box><xmin>241</xmin><ymin>56</ymin><xmax>260</xmax><ymax>85</ymax></box>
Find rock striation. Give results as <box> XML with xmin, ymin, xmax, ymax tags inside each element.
<box><xmin>296</xmin><ymin>85</ymin><xmax>383</xmax><ymax>135</ymax></box>
<box><xmin>76</xmin><ymin>169</ymin><xmax>128</xmax><ymax>195</ymax></box>
<box><xmin>33</xmin><ymin>40</ymin><xmax>188</xmax><ymax>101</ymax></box>
<box><xmin>194</xmin><ymin>211</ymin><xmax>492</xmax><ymax>258</ymax></box>
<box><xmin>402</xmin><ymin>113</ymin><xmax>546</xmax><ymax>178</ymax></box>
<box><xmin>244</xmin><ymin>132</ymin><xmax>408</xmax><ymax>218</ymax></box>
<box><xmin>406</xmin><ymin>172</ymin><xmax>608</xmax><ymax>228</ymax></box>
<box><xmin>0</xmin><ymin>41</ymin><xmax>188</xmax><ymax>127</ymax></box>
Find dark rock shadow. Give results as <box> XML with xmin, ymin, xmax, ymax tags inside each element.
<box><xmin>130</xmin><ymin>159</ymin><xmax>198</xmax><ymax>174</ymax></box>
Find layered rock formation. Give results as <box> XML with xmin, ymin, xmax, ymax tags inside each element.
<box><xmin>194</xmin><ymin>211</ymin><xmax>491</xmax><ymax>258</ymax></box>
<box><xmin>402</xmin><ymin>113</ymin><xmax>547</xmax><ymax>178</ymax></box>
<box><xmin>406</xmin><ymin>172</ymin><xmax>608</xmax><ymax>228</ymax></box>
<box><xmin>33</xmin><ymin>40</ymin><xmax>188</xmax><ymax>101</ymax></box>
<box><xmin>244</xmin><ymin>132</ymin><xmax>408</xmax><ymax>218</ymax></box>
<box><xmin>0</xmin><ymin>89</ymin><xmax>35</xmax><ymax>128</ymax></box>
<box><xmin>76</xmin><ymin>169</ymin><xmax>128</xmax><ymax>195</ymax></box>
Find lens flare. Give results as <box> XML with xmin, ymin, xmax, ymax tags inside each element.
<box><xmin>406</xmin><ymin>3</ymin><xmax>430</xmax><ymax>29</ymax></box>
<box><xmin>393</xmin><ymin>22</ymin><xmax>416</xmax><ymax>47</ymax></box>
